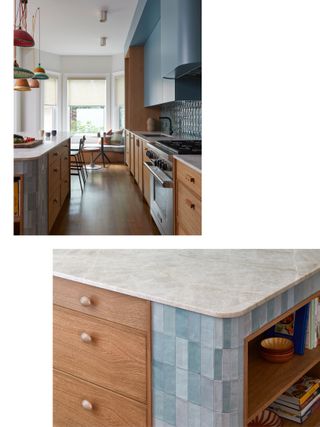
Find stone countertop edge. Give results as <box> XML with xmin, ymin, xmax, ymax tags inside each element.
<box><xmin>173</xmin><ymin>154</ymin><xmax>201</xmax><ymax>173</ymax></box>
<box><xmin>14</xmin><ymin>132</ymin><xmax>73</xmax><ymax>161</ymax></box>
<box><xmin>52</xmin><ymin>267</ymin><xmax>320</xmax><ymax>319</ymax></box>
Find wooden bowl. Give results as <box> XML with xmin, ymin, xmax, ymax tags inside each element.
<box><xmin>260</xmin><ymin>348</ymin><xmax>294</xmax><ymax>363</ymax></box>
<box><xmin>260</xmin><ymin>337</ymin><xmax>293</xmax><ymax>353</ymax></box>
<box><xmin>248</xmin><ymin>409</ymin><xmax>282</xmax><ymax>426</ymax></box>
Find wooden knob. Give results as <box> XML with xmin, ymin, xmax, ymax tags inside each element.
<box><xmin>185</xmin><ymin>199</ymin><xmax>195</xmax><ymax>210</ymax></box>
<box><xmin>80</xmin><ymin>296</ymin><xmax>91</xmax><ymax>306</ymax></box>
<box><xmin>80</xmin><ymin>332</ymin><xmax>92</xmax><ymax>343</ymax></box>
<box><xmin>81</xmin><ymin>400</ymin><xmax>93</xmax><ymax>410</ymax></box>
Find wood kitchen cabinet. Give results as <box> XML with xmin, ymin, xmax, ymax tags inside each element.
<box><xmin>134</xmin><ymin>137</ymin><xmax>143</xmax><ymax>192</ymax></box>
<box><xmin>53</xmin><ymin>276</ymin><xmax>152</xmax><ymax>427</ymax></box>
<box><xmin>174</xmin><ymin>159</ymin><xmax>201</xmax><ymax>235</ymax></box>
<box><xmin>142</xmin><ymin>140</ymin><xmax>151</xmax><ymax>206</ymax></box>
<box><xmin>125</xmin><ymin>46</ymin><xmax>160</xmax><ymax>130</ymax></box>
<box><xmin>48</xmin><ymin>140</ymin><xmax>70</xmax><ymax>232</ymax></box>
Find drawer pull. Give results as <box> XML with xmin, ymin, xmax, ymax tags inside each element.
<box><xmin>80</xmin><ymin>332</ymin><xmax>92</xmax><ymax>343</ymax></box>
<box><xmin>81</xmin><ymin>400</ymin><xmax>93</xmax><ymax>411</ymax></box>
<box><xmin>80</xmin><ymin>296</ymin><xmax>91</xmax><ymax>306</ymax></box>
<box><xmin>53</xmin><ymin>152</ymin><xmax>58</xmax><ymax>156</ymax></box>
<box><xmin>186</xmin><ymin>174</ymin><xmax>195</xmax><ymax>184</ymax></box>
<box><xmin>53</xmin><ymin>199</ymin><xmax>58</xmax><ymax>204</ymax></box>
<box><xmin>186</xmin><ymin>199</ymin><xmax>195</xmax><ymax>210</ymax></box>
<box><xmin>54</xmin><ymin>168</ymin><xmax>58</xmax><ymax>172</ymax></box>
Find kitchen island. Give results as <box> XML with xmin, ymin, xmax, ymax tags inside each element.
<box><xmin>53</xmin><ymin>249</ymin><xmax>320</xmax><ymax>427</ymax></box>
<box><xmin>14</xmin><ymin>132</ymin><xmax>72</xmax><ymax>234</ymax></box>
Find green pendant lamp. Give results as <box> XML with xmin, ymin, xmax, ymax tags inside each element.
<box><xmin>33</xmin><ymin>8</ymin><xmax>48</xmax><ymax>80</ymax></box>
<box><xmin>14</xmin><ymin>60</ymin><xmax>34</xmax><ymax>79</ymax></box>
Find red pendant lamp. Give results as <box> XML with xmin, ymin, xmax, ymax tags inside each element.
<box><xmin>14</xmin><ymin>0</ymin><xmax>34</xmax><ymax>47</ymax></box>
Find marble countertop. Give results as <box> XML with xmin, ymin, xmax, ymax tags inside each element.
<box><xmin>14</xmin><ymin>132</ymin><xmax>72</xmax><ymax>161</ymax></box>
<box><xmin>53</xmin><ymin>249</ymin><xmax>320</xmax><ymax>318</ymax></box>
<box><xmin>174</xmin><ymin>154</ymin><xmax>201</xmax><ymax>173</ymax></box>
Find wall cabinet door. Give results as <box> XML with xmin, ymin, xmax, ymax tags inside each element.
<box><xmin>144</xmin><ymin>21</ymin><xmax>162</xmax><ymax>107</ymax></box>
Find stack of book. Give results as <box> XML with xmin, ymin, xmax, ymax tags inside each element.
<box><xmin>305</xmin><ymin>297</ymin><xmax>320</xmax><ymax>349</ymax></box>
<box><xmin>269</xmin><ymin>375</ymin><xmax>320</xmax><ymax>423</ymax></box>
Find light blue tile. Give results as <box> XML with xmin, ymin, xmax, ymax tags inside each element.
<box><xmin>176</xmin><ymin>368</ymin><xmax>188</xmax><ymax>400</ymax></box>
<box><xmin>188</xmin><ymin>312</ymin><xmax>201</xmax><ymax>342</ymax></box>
<box><xmin>188</xmin><ymin>341</ymin><xmax>201</xmax><ymax>373</ymax></box>
<box><xmin>274</xmin><ymin>295</ymin><xmax>282</xmax><ymax>317</ymax></box>
<box><xmin>214</xmin><ymin>318</ymin><xmax>223</xmax><ymax>348</ymax></box>
<box><xmin>188</xmin><ymin>372</ymin><xmax>201</xmax><ymax>405</ymax></box>
<box><xmin>281</xmin><ymin>291</ymin><xmax>289</xmax><ymax>313</ymax></box>
<box><xmin>222</xmin><ymin>348</ymin><xmax>239</xmax><ymax>381</ymax></box>
<box><xmin>200</xmin><ymin>377</ymin><xmax>214</xmax><ymax>410</ymax></box>
<box><xmin>288</xmin><ymin>288</ymin><xmax>294</xmax><ymax>309</ymax></box>
<box><xmin>176</xmin><ymin>337</ymin><xmax>188</xmax><ymax>369</ymax></box>
<box><xmin>201</xmin><ymin>346</ymin><xmax>213</xmax><ymax>379</ymax></box>
<box><xmin>223</xmin><ymin>318</ymin><xmax>232</xmax><ymax>348</ymax></box>
<box><xmin>153</xmin><ymin>332</ymin><xmax>164</xmax><ymax>363</ymax></box>
<box><xmin>251</xmin><ymin>304</ymin><xmax>267</xmax><ymax>331</ymax></box>
<box><xmin>163</xmin><ymin>393</ymin><xmax>176</xmax><ymax>426</ymax></box>
<box><xmin>223</xmin><ymin>381</ymin><xmax>231</xmax><ymax>412</ymax></box>
<box><xmin>230</xmin><ymin>379</ymin><xmax>242</xmax><ymax>412</ymax></box>
<box><xmin>238</xmin><ymin>345</ymin><xmax>244</xmax><ymax>378</ymax></box>
<box><xmin>176</xmin><ymin>398</ymin><xmax>188</xmax><ymax>427</ymax></box>
<box><xmin>164</xmin><ymin>363</ymin><xmax>176</xmax><ymax>395</ymax></box>
<box><xmin>200</xmin><ymin>407</ymin><xmax>214</xmax><ymax>427</ymax></box>
<box><xmin>164</xmin><ymin>305</ymin><xmax>176</xmax><ymax>336</ymax></box>
<box><xmin>214</xmin><ymin>349</ymin><xmax>222</xmax><ymax>380</ymax></box>
<box><xmin>154</xmin><ymin>419</ymin><xmax>165</xmax><ymax>427</ymax></box>
<box><xmin>153</xmin><ymin>303</ymin><xmax>164</xmax><ymax>333</ymax></box>
<box><xmin>230</xmin><ymin>317</ymin><xmax>241</xmax><ymax>348</ymax></box>
<box><xmin>154</xmin><ymin>389</ymin><xmax>164</xmax><ymax>420</ymax></box>
<box><xmin>153</xmin><ymin>360</ymin><xmax>164</xmax><ymax>391</ymax></box>
<box><xmin>176</xmin><ymin>308</ymin><xmax>188</xmax><ymax>339</ymax></box>
<box><xmin>213</xmin><ymin>412</ymin><xmax>231</xmax><ymax>427</ymax></box>
<box><xmin>188</xmin><ymin>402</ymin><xmax>200</xmax><ymax>427</ymax></box>
<box><xmin>163</xmin><ymin>334</ymin><xmax>176</xmax><ymax>366</ymax></box>
<box><xmin>213</xmin><ymin>381</ymin><xmax>223</xmax><ymax>412</ymax></box>
<box><xmin>267</xmin><ymin>299</ymin><xmax>275</xmax><ymax>321</ymax></box>
<box><xmin>294</xmin><ymin>283</ymin><xmax>305</xmax><ymax>304</ymax></box>
<box><xmin>200</xmin><ymin>315</ymin><xmax>214</xmax><ymax>348</ymax></box>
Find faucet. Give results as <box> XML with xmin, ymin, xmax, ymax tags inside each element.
<box><xmin>160</xmin><ymin>116</ymin><xmax>173</xmax><ymax>135</ymax></box>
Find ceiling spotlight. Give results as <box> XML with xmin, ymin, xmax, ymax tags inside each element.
<box><xmin>100</xmin><ymin>36</ymin><xmax>107</xmax><ymax>46</ymax></box>
<box><xmin>100</xmin><ymin>10</ymin><xmax>107</xmax><ymax>22</ymax></box>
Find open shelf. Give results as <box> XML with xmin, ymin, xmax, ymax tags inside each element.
<box><xmin>247</xmin><ymin>342</ymin><xmax>320</xmax><ymax>422</ymax></box>
<box><xmin>245</xmin><ymin>291</ymin><xmax>320</xmax><ymax>425</ymax></box>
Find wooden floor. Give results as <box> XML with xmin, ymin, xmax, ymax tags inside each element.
<box><xmin>51</xmin><ymin>165</ymin><xmax>160</xmax><ymax>235</ymax></box>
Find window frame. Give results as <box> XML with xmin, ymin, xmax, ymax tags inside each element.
<box><xmin>111</xmin><ymin>71</ymin><xmax>125</xmax><ymax>130</ymax></box>
<box><xmin>63</xmin><ymin>73</ymin><xmax>111</xmax><ymax>133</ymax></box>
<box><xmin>40</xmin><ymin>71</ymin><xmax>62</xmax><ymax>132</ymax></box>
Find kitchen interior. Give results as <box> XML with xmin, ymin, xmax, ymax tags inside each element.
<box><xmin>13</xmin><ymin>0</ymin><xmax>202</xmax><ymax>236</ymax></box>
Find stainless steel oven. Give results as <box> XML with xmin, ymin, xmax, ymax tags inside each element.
<box><xmin>144</xmin><ymin>161</ymin><xmax>173</xmax><ymax>235</ymax></box>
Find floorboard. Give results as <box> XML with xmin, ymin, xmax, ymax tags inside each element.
<box><xmin>51</xmin><ymin>165</ymin><xmax>160</xmax><ymax>235</ymax></box>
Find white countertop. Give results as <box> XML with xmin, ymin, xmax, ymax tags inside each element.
<box><xmin>53</xmin><ymin>249</ymin><xmax>320</xmax><ymax>318</ymax></box>
<box><xmin>174</xmin><ymin>154</ymin><xmax>201</xmax><ymax>173</ymax></box>
<box><xmin>14</xmin><ymin>132</ymin><xmax>72</xmax><ymax>160</ymax></box>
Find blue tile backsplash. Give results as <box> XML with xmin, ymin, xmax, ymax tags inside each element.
<box><xmin>151</xmin><ymin>273</ymin><xmax>319</xmax><ymax>427</ymax></box>
<box><xmin>160</xmin><ymin>101</ymin><xmax>202</xmax><ymax>138</ymax></box>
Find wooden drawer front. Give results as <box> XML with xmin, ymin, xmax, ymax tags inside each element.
<box><xmin>49</xmin><ymin>158</ymin><xmax>61</xmax><ymax>192</ymax></box>
<box><xmin>49</xmin><ymin>148</ymin><xmax>61</xmax><ymax>166</ymax></box>
<box><xmin>53</xmin><ymin>306</ymin><xmax>147</xmax><ymax>403</ymax></box>
<box><xmin>176</xmin><ymin>161</ymin><xmax>201</xmax><ymax>197</ymax></box>
<box><xmin>53</xmin><ymin>276</ymin><xmax>149</xmax><ymax>332</ymax></box>
<box><xmin>176</xmin><ymin>181</ymin><xmax>201</xmax><ymax>235</ymax></box>
<box><xmin>48</xmin><ymin>186</ymin><xmax>61</xmax><ymax>230</ymax></box>
<box><xmin>60</xmin><ymin>139</ymin><xmax>70</xmax><ymax>153</ymax></box>
<box><xmin>60</xmin><ymin>151</ymin><xmax>69</xmax><ymax>176</ymax></box>
<box><xmin>60</xmin><ymin>172</ymin><xmax>69</xmax><ymax>205</ymax></box>
<box><xmin>53</xmin><ymin>369</ymin><xmax>146</xmax><ymax>427</ymax></box>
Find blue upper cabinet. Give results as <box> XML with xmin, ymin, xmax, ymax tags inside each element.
<box><xmin>161</xmin><ymin>0</ymin><xmax>201</xmax><ymax>78</ymax></box>
<box><xmin>144</xmin><ymin>21</ymin><xmax>162</xmax><ymax>107</ymax></box>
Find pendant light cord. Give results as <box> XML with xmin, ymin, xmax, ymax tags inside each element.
<box><xmin>38</xmin><ymin>7</ymin><xmax>41</xmax><ymax>65</ymax></box>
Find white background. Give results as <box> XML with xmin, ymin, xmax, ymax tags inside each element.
<box><xmin>1</xmin><ymin>1</ymin><xmax>320</xmax><ymax>425</ymax></box>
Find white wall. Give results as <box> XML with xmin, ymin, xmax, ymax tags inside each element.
<box><xmin>18</xmin><ymin>50</ymin><xmax>124</xmax><ymax>134</ymax></box>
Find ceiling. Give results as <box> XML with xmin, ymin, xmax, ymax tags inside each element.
<box><xmin>25</xmin><ymin>0</ymin><xmax>138</xmax><ymax>56</ymax></box>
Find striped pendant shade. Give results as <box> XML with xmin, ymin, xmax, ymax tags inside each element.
<box><xmin>14</xmin><ymin>61</ymin><xmax>34</xmax><ymax>79</ymax></box>
<box><xmin>33</xmin><ymin>64</ymin><xmax>48</xmax><ymax>80</ymax></box>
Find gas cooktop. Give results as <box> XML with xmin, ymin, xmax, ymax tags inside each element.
<box><xmin>156</xmin><ymin>139</ymin><xmax>202</xmax><ymax>155</ymax></box>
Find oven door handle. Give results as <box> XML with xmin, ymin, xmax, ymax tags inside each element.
<box><xmin>144</xmin><ymin>161</ymin><xmax>173</xmax><ymax>188</ymax></box>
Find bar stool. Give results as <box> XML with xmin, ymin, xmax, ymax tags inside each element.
<box><xmin>70</xmin><ymin>137</ymin><xmax>86</xmax><ymax>191</ymax></box>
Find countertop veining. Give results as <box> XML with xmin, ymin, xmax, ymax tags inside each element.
<box><xmin>53</xmin><ymin>250</ymin><xmax>320</xmax><ymax>318</ymax></box>
<box><xmin>14</xmin><ymin>132</ymin><xmax>72</xmax><ymax>161</ymax></box>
